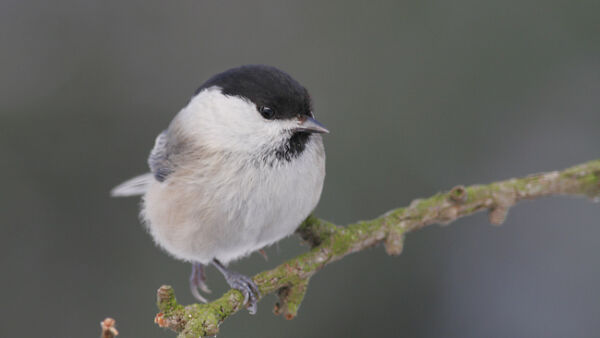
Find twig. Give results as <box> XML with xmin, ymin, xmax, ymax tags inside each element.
<box><xmin>100</xmin><ymin>318</ymin><xmax>119</xmax><ymax>338</ymax></box>
<box><xmin>155</xmin><ymin>159</ymin><xmax>600</xmax><ymax>337</ymax></box>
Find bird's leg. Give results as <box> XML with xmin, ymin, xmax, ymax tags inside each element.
<box><xmin>212</xmin><ymin>259</ymin><xmax>261</xmax><ymax>314</ymax></box>
<box><xmin>189</xmin><ymin>262</ymin><xmax>211</xmax><ymax>303</ymax></box>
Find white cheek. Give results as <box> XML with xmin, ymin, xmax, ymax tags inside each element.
<box><xmin>175</xmin><ymin>87</ymin><xmax>295</xmax><ymax>152</ymax></box>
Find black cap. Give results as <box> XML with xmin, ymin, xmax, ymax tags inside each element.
<box><xmin>195</xmin><ymin>65</ymin><xmax>312</xmax><ymax>120</ymax></box>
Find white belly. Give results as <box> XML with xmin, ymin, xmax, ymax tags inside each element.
<box><xmin>141</xmin><ymin>138</ymin><xmax>325</xmax><ymax>264</ymax></box>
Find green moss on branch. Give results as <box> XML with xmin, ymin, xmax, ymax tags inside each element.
<box><xmin>156</xmin><ymin>159</ymin><xmax>600</xmax><ymax>337</ymax></box>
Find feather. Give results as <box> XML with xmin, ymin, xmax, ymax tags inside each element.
<box><xmin>111</xmin><ymin>173</ymin><xmax>154</xmax><ymax>197</ymax></box>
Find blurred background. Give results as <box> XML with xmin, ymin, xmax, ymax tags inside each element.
<box><xmin>2</xmin><ymin>0</ymin><xmax>599</xmax><ymax>337</ymax></box>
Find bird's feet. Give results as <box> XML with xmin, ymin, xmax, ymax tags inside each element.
<box><xmin>212</xmin><ymin>259</ymin><xmax>261</xmax><ymax>314</ymax></box>
<box><xmin>189</xmin><ymin>263</ymin><xmax>211</xmax><ymax>303</ymax></box>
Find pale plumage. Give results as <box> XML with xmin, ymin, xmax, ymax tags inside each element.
<box><xmin>142</xmin><ymin>88</ymin><xmax>325</xmax><ymax>264</ymax></box>
<box><xmin>112</xmin><ymin>65</ymin><xmax>327</xmax><ymax>312</ymax></box>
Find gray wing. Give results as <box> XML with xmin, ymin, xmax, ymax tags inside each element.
<box><xmin>148</xmin><ymin>130</ymin><xmax>173</xmax><ymax>182</ymax></box>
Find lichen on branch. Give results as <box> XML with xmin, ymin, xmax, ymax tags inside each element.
<box><xmin>155</xmin><ymin>159</ymin><xmax>600</xmax><ymax>337</ymax></box>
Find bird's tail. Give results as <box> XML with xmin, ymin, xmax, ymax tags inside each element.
<box><xmin>110</xmin><ymin>173</ymin><xmax>153</xmax><ymax>197</ymax></box>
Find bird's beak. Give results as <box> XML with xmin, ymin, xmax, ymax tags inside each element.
<box><xmin>295</xmin><ymin>116</ymin><xmax>330</xmax><ymax>134</ymax></box>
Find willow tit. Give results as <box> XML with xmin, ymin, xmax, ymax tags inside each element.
<box><xmin>112</xmin><ymin>65</ymin><xmax>328</xmax><ymax>313</ymax></box>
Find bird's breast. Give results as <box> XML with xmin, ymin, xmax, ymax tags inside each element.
<box><xmin>142</xmin><ymin>137</ymin><xmax>325</xmax><ymax>264</ymax></box>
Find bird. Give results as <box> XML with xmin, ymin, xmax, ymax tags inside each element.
<box><xmin>111</xmin><ymin>65</ymin><xmax>328</xmax><ymax>313</ymax></box>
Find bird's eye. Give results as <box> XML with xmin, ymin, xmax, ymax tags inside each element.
<box><xmin>259</xmin><ymin>106</ymin><xmax>275</xmax><ymax>119</ymax></box>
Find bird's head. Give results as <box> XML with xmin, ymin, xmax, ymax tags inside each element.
<box><xmin>173</xmin><ymin>65</ymin><xmax>328</xmax><ymax>161</ymax></box>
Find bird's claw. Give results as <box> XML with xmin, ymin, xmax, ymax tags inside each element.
<box><xmin>224</xmin><ymin>271</ymin><xmax>261</xmax><ymax>314</ymax></box>
<box><xmin>212</xmin><ymin>259</ymin><xmax>261</xmax><ymax>314</ymax></box>
<box><xmin>190</xmin><ymin>263</ymin><xmax>211</xmax><ymax>303</ymax></box>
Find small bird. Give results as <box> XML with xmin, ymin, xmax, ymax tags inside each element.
<box><xmin>111</xmin><ymin>65</ymin><xmax>328</xmax><ymax>313</ymax></box>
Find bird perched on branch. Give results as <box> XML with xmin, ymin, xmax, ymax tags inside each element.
<box><xmin>112</xmin><ymin>65</ymin><xmax>328</xmax><ymax>313</ymax></box>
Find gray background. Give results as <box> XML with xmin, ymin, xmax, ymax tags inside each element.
<box><xmin>2</xmin><ymin>0</ymin><xmax>599</xmax><ymax>337</ymax></box>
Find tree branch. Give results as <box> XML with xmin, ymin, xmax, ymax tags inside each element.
<box><xmin>100</xmin><ymin>318</ymin><xmax>119</xmax><ymax>338</ymax></box>
<box><xmin>155</xmin><ymin>159</ymin><xmax>600</xmax><ymax>337</ymax></box>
